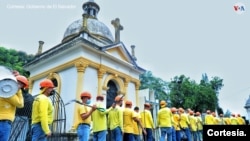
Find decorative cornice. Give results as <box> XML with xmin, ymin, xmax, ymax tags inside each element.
<box><xmin>124</xmin><ymin>77</ymin><xmax>130</xmax><ymax>87</ymax></box>
<box><xmin>135</xmin><ymin>81</ymin><xmax>140</xmax><ymax>90</ymax></box>
<box><xmin>75</xmin><ymin>60</ymin><xmax>89</xmax><ymax>72</ymax></box>
<box><xmin>28</xmin><ymin>57</ymin><xmax>140</xmax><ymax>90</ymax></box>
<box><xmin>98</xmin><ymin>67</ymin><xmax>106</xmax><ymax>78</ymax></box>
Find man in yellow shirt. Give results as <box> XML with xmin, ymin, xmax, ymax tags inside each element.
<box><xmin>140</xmin><ymin>103</ymin><xmax>154</xmax><ymax>141</ymax></box>
<box><xmin>0</xmin><ymin>74</ymin><xmax>26</xmax><ymax>141</ymax></box>
<box><xmin>230</xmin><ymin>113</ymin><xmax>239</xmax><ymax>125</ymax></box>
<box><xmin>108</xmin><ymin>95</ymin><xmax>124</xmax><ymax>141</ymax></box>
<box><xmin>204</xmin><ymin>110</ymin><xmax>214</xmax><ymax>125</ymax></box>
<box><xmin>195</xmin><ymin>112</ymin><xmax>203</xmax><ymax>141</ymax></box>
<box><xmin>171</xmin><ymin>107</ymin><xmax>181</xmax><ymax>141</ymax></box>
<box><xmin>123</xmin><ymin>100</ymin><xmax>137</xmax><ymax>140</ymax></box>
<box><xmin>179</xmin><ymin>108</ymin><xmax>192</xmax><ymax>141</ymax></box>
<box><xmin>31</xmin><ymin>79</ymin><xmax>55</xmax><ymax>141</ymax></box>
<box><xmin>236</xmin><ymin>114</ymin><xmax>246</xmax><ymax>125</ymax></box>
<box><xmin>92</xmin><ymin>95</ymin><xmax>111</xmax><ymax>141</ymax></box>
<box><xmin>157</xmin><ymin>100</ymin><xmax>173</xmax><ymax>141</ymax></box>
<box><xmin>189</xmin><ymin>111</ymin><xmax>198</xmax><ymax>141</ymax></box>
<box><xmin>74</xmin><ymin>91</ymin><xmax>96</xmax><ymax>141</ymax></box>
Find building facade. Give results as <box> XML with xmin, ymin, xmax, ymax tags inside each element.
<box><xmin>24</xmin><ymin>0</ymin><xmax>145</xmax><ymax>132</ymax></box>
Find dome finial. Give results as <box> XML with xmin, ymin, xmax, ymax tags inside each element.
<box><xmin>82</xmin><ymin>0</ymin><xmax>100</xmax><ymax>19</ymax></box>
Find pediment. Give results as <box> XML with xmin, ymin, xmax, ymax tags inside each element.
<box><xmin>104</xmin><ymin>43</ymin><xmax>134</xmax><ymax>64</ymax></box>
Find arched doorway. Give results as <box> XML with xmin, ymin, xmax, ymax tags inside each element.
<box><xmin>106</xmin><ymin>80</ymin><xmax>118</xmax><ymax>108</ymax></box>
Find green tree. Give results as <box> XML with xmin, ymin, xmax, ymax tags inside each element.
<box><xmin>0</xmin><ymin>46</ymin><xmax>34</xmax><ymax>77</ymax></box>
<box><xmin>168</xmin><ymin>74</ymin><xmax>222</xmax><ymax>113</ymax></box>
<box><xmin>139</xmin><ymin>71</ymin><xmax>169</xmax><ymax>100</ymax></box>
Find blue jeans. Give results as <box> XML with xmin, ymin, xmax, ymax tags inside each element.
<box><xmin>160</xmin><ymin>127</ymin><xmax>172</xmax><ymax>141</ymax></box>
<box><xmin>175</xmin><ymin>130</ymin><xmax>181</xmax><ymax>141</ymax></box>
<box><xmin>133</xmin><ymin>134</ymin><xmax>141</xmax><ymax>141</ymax></box>
<box><xmin>0</xmin><ymin>120</ymin><xmax>12</xmax><ymax>141</ymax></box>
<box><xmin>77</xmin><ymin>124</ymin><xmax>91</xmax><ymax>141</ymax></box>
<box><xmin>191</xmin><ymin>131</ymin><xmax>198</xmax><ymax>141</ymax></box>
<box><xmin>172</xmin><ymin>127</ymin><xmax>176</xmax><ymax>141</ymax></box>
<box><xmin>31</xmin><ymin>123</ymin><xmax>47</xmax><ymax>141</ymax></box>
<box><xmin>111</xmin><ymin>127</ymin><xmax>122</xmax><ymax>141</ymax></box>
<box><xmin>183</xmin><ymin>128</ymin><xmax>192</xmax><ymax>141</ymax></box>
<box><xmin>123</xmin><ymin>133</ymin><xmax>134</xmax><ymax>141</ymax></box>
<box><xmin>93</xmin><ymin>130</ymin><xmax>107</xmax><ymax>141</ymax></box>
<box><xmin>197</xmin><ymin>130</ymin><xmax>202</xmax><ymax>141</ymax></box>
<box><xmin>143</xmin><ymin>128</ymin><xmax>153</xmax><ymax>141</ymax></box>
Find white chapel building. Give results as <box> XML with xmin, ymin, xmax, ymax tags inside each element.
<box><xmin>24</xmin><ymin>0</ymin><xmax>146</xmax><ymax>132</ymax></box>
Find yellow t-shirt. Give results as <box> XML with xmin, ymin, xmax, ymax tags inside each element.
<box><xmin>237</xmin><ymin>117</ymin><xmax>245</xmax><ymax>125</ymax></box>
<box><xmin>31</xmin><ymin>94</ymin><xmax>53</xmax><ymax>134</ymax></box>
<box><xmin>108</xmin><ymin>105</ymin><xmax>123</xmax><ymax>132</ymax></box>
<box><xmin>77</xmin><ymin>105</ymin><xmax>92</xmax><ymax>125</ymax></box>
<box><xmin>172</xmin><ymin>113</ymin><xmax>181</xmax><ymax>131</ymax></box>
<box><xmin>92</xmin><ymin>102</ymin><xmax>111</xmax><ymax>132</ymax></box>
<box><xmin>189</xmin><ymin>115</ymin><xmax>197</xmax><ymax>131</ymax></box>
<box><xmin>224</xmin><ymin>117</ymin><xmax>231</xmax><ymax>125</ymax></box>
<box><xmin>204</xmin><ymin>114</ymin><xmax>214</xmax><ymax>125</ymax></box>
<box><xmin>230</xmin><ymin>117</ymin><xmax>238</xmax><ymax>125</ymax></box>
<box><xmin>196</xmin><ymin>116</ymin><xmax>203</xmax><ymax>130</ymax></box>
<box><xmin>179</xmin><ymin>113</ymin><xmax>190</xmax><ymax>128</ymax></box>
<box><xmin>0</xmin><ymin>89</ymin><xmax>24</xmax><ymax>121</ymax></box>
<box><xmin>140</xmin><ymin>109</ymin><xmax>154</xmax><ymax>129</ymax></box>
<box><xmin>157</xmin><ymin>107</ymin><xmax>172</xmax><ymax>127</ymax></box>
<box><xmin>123</xmin><ymin>108</ymin><xmax>136</xmax><ymax>133</ymax></box>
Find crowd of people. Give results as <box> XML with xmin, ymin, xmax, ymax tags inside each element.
<box><xmin>0</xmin><ymin>70</ymin><xmax>248</xmax><ymax>141</ymax></box>
<box><xmin>70</xmin><ymin>91</ymin><xmax>248</xmax><ymax>141</ymax></box>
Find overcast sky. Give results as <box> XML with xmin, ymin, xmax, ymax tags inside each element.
<box><xmin>1</xmin><ymin>0</ymin><xmax>250</xmax><ymax>119</ymax></box>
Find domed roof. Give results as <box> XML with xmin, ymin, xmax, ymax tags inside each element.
<box><xmin>62</xmin><ymin>18</ymin><xmax>114</xmax><ymax>43</ymax></box>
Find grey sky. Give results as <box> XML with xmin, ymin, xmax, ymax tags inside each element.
<box><xmin>1</xmin><ymin>0</ymin><xmax>250</xmax><ymax>118</ymax></box>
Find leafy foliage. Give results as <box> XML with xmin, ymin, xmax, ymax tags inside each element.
<box><xmin>0</xmin><ymin>46</ymin><xmax>34</xmax><ymax>77</ymax></box>
<box><xmin>139</xmin><ymin>71</ymin><xmax>224</xmax><ymax>113</ymax></box>
<box><xmin>139</xmin><ymin>71</ymin><xmax>169</xmax><ymax>100</ymax></box>
<box><xmin>168</xmin><ymin>74</ymin><xmax>223</xmax><ymax>113</ymax></box>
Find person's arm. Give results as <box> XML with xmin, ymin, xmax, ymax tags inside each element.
<box><xmin>39</xmin><ymin>98</ymin><xmax>51</xmax><ymax>135</ymax></box>
<box><xmin>134</xmin><ymin>116</ymin><xmax>147</xmax><ymax>135</ymax></box>
<box><xmin>80</xmin><ymin>105</ymin><xmax>96</xmax><ymax>120</ymax></box>
<box><xmin>5</xmin><ymin>89</ymin><xmax>24</xmax><ymax>108</ymax></box>
<box><xmin>149</xmin><ymin>112</ymin><xmax>155</xmax><ymax>129</ymax></box>
<box><xmin>100</xmin><ymin>106</ymin><xmax>112</xmax><ymax>115</ymax></box>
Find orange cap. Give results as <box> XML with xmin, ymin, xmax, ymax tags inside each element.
<box><xmin>171</xmin><ymin>107</ymin><xmax>177</xmax><ymax>113</ymax></box>
<box><xmin>195</xmin><ymin>112</ymin><xmax>200</xmax><ymax>116</ymax></box>
<box><xmin>160</xmin><ymin>100</ymin><xmax>167</xmax><ymax>107</ymax></box>
<box><xmin>189</xmin><ymin>110</ymin><xmax>194</xmax><ymax>115</ymax></box>
<box><xmin>179</xmin><ymin>108</ymin><xmax>184</xmax><ymax>113</ymax></box>
<box><xmin>144</xmin><ymin>103</ymin><xmax>151</xmax><ymax>108</ymax></box>
<box><xmin>40</xmin><ymin>79</ymin><xmax>54</xmax><ymax>88</ymax></box>
<box><xmin>125</xmin><ymin>100</ymin><xmax>132</xmax><ymax>105</ymax></box>
<box><xmin>96</xmin><ymin>95</ymin><xmax>104</xmax><ymax>100</ymax></box>
<box><xmin>16</xmin><ymin>75</ymin><xmax>29</xmax><ymax>88</ymax></box>
<box><xmin>80</xmin><ymin>91</ymin><xmax>92</xmax><ymax>99</ymax></box>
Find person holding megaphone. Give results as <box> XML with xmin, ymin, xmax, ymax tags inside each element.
<box><xmin>0</xmin><ymin>71</ymin><xmax>28</xmax><ymax>141</ymax></box>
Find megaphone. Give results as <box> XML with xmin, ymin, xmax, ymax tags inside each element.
<box><xmin>0</xmin><ymin>65</ymin><xmax>19</xmax><ymax>98</ymax></box>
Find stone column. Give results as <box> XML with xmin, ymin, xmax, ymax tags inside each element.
<box><xmin>97</xmin><ymin>68</ymin><xmax>106</xmax><ymax>95</ymax></box>
<box><xmin>72</xmin><ymin>60</ymin><xmax>88</xmax><ymax>129</ymax></box>
<box><xmin>135</xmin><ymin>82</ymin><xmax>140</xmax><ymax>106</ymax></box>
<box><xmin>124</xmin><ymin>78</ymin><xmax>130</xmax><ymax>100</ymax></box>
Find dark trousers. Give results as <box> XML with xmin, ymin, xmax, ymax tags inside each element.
<box><xmin>142</xmin><ymin>128</ymin><xmax>153</xmax><ymax>141</ymax></box>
